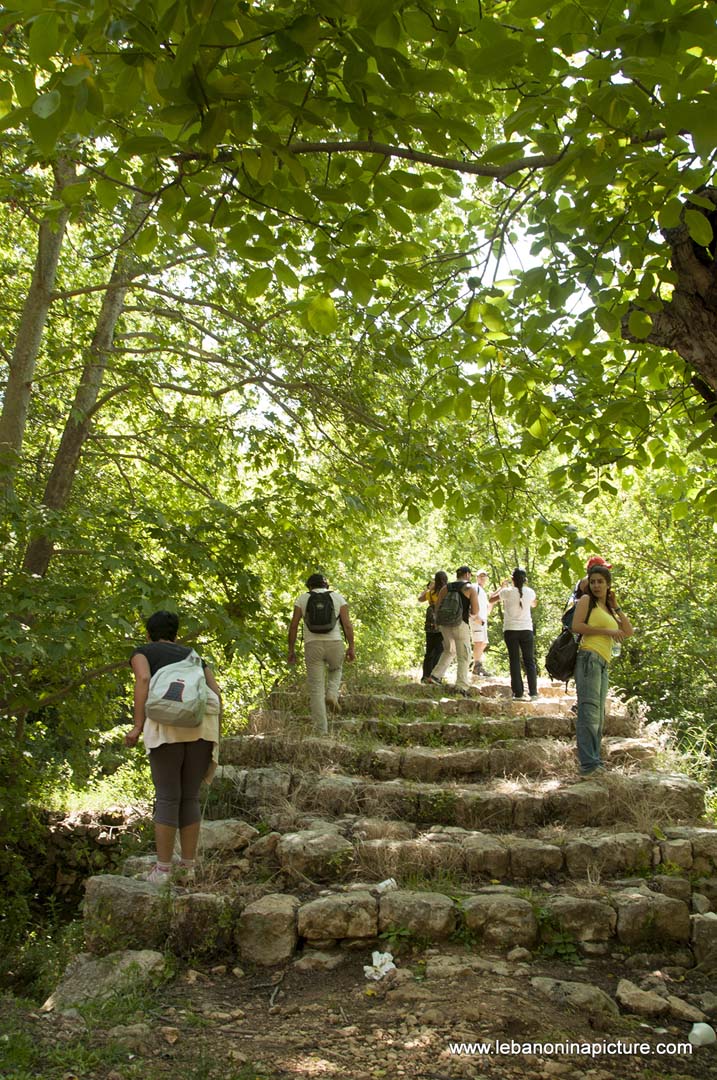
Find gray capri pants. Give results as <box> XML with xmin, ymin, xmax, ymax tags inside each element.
<box><xmin>148</xmin><ymin>739</ymin><xmax>213</xmax><ymax>828</ymax></box>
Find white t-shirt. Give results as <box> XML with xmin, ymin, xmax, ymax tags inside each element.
<box><xmin>499</xmin><ymin>585</ymin><xmax>536</xmax><ymax>631</ymax></box>
<box><xmin>295</xmin><ymin>588</ymin><xmax>346</xmax><ymax>642</ymax></box>
<box><xmin>476</xmin><ymin>584</ymin><xmax>488</xmax><ymax>624</ymax></box>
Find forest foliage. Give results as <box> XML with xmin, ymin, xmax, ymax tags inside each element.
<box><xmin>1</xmin><ymin>0</ymin><xmax>717</xmax><ymax>940</ymax></box>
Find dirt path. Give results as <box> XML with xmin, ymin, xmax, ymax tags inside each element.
<box><xmin>4</xmin><ymin>947</ymin><xmax>716</xmax><ymax>1080</ymax></box>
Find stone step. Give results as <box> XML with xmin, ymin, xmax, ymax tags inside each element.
<box><xmin>82</xmin><ymin>871</ymin><xmax>717</xmax><ymax>965</ymax></box>
<box><xmin>211</xmin><ymin>764</ymin><xmax>704</xmax><ymax>831</ymax></box>
<box><xmin>251</xmin><ymin>702</ymin><xmax>638</xmax><ymax>739</ymax></box>
<box><xmin>122</xmin><ymin>817</ymin><xmax>717</xmax><ymax>891</ymax></box>
<box><xmin>221</xmin><ymin>733</ymin><xmax>657</xmax><ymax>781</ymax></box>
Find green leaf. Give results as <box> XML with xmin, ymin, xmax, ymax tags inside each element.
<box><xmin>32</xmin><ymin>90</ymin><xmax>61</xmax><ymax>118</ymax></box>
<box><xmin>119</xmin><ymin>135</ymin><xmax>173</xmax><ymax>156</ymax></box>
<box><xmin>657</xmin><ymin>199</ymin><xmax>682</xmax><ymax>231</ymax></box>
<box><xmin>135</xmin><ymin>225</ymin><xmax>158</xmax><ymax>255</ymax></box>
<box><xmin>307</xmin><ymin>296</ymin><xmax>338</xmax><ymax>335</ymax></box>
<box><xmin>60</xmin><ymin>181</ymin><xmax>90</xmax><ymax>206</ymax></box>
<box><xmin>627</xmin><ymin>310</ymin><xmax>653</xmax><ymax>340</ymax></box>
<box><xmin>595</xmin><ymin>307</ymin><xmax>619</xmax><ymax>333</ymax></box>
<box><xmin>383</xmin><ymin>202</ymin><xmax>413</xmax><ymax>234</ymax></box>
<box><xmin>245</xmin><ymin>267</ymin><xmax>272</xmax><ymax>298</ymax></box>
<box><xmin>405</xmin><ymin>187</ymin><xmax>442</xmax><ymax>213</ymax></box>
<box><xmin>454</xmin><ymin>392</ymin><xmax>472</xmax><ymax>421</ymax></box>
<box><xmin>406</xmin><ymin>503</ymin><xmax>421</xmax><ymax>524</ymax></box>
<box><xmin>684</xmin><ymin>209</ymin><xmax>714</xmax><ymax>248</ymax></box>
<box><xmin>28</xmin><ymin>13</ymin><xmax>61</xmax><ymax>68</ymax></box>
<box><xmin>511</xmin><ymin>0</ymin><xmax>555</xmax><ymax>17</ymax></box>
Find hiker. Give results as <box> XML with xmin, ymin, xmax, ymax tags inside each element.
<box><xmin>571</xmin><ymin>564</ymin><xmax>634</xmax><ymax>779</ymax></box>
<box><xmin>125</xmin><ymin>610</ymin><xmax>222</xmax><ymax>885</ymax></box>
<box><xmin>288</xmin><ymin>573</ymin><xmax>355</xmax><ymax>734</ymax></box>
<box><xmin>564</xmin><ymin>555</ymin><xmax>613</xmax><ymax>626</ymax></box>
<box><xmin>418</xmin><ymin>571</ymin><xmax>448</xmax><ymax>683</ymax></box>
<box><xmin>489</xmin><ymin>569</ymin><xmax>539</xmax><ymax>700</ymax></box>
<box><xmin>425</xmin><ymin>565</ymin><xmax>478</xmax><ymax>697</ymax></box>
<box><xmin>471</xmin><ymin>568</ymin><xmax>493</xmax><ymax>676</ymax></box>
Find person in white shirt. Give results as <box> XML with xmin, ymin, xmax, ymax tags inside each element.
<box><xmin>288</xmin><ymin>573</ymin><xmax>355</xmax><ymax>733</ymax></box>
<box><xmin>489</xmin><ymin>568</ymin><xmax>539</xmax><ymax>700</ymax></box>
<box><xmin>470</xmin><ymin>569</ymin><xmax>493</xmax><ymax>676</ymax></box>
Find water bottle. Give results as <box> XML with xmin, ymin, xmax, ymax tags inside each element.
<box><xmin>611</xmin><ymin>639</ymin><xmax>622</xmax><ymax>658</ymax></box>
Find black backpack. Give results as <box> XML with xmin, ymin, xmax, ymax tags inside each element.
<box><xmin>545</xmin><ymin>628</ymin><xmax>579</xmax><ymax>682</ymax></box>
<box><xmin>304</xmin><ymin>591</ymin><xmax>338</xmax><ymax>633</ymax></box>
<box><xmin>435</xmin><ymin>582</ymin><xmax>465</xmax><ymax>627</ymax></box>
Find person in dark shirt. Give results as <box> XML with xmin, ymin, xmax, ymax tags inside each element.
<box><xmin>125</xmin><ymin>610</ymin><xmax>222</xmax><ymax>885</ymax></box>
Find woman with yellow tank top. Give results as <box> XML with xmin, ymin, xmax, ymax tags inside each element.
<box><xmin>571</xmin><ymin>565</ymin><xmax>634</xmax><ymax>779</ymax></box>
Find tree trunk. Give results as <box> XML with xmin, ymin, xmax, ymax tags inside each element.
<box><xmin>21</xmin><ymin>194</ymin><xmax>147</xmax><ymax>578</ymax></box>
<box><xmin>0</xmin><ymin>159</ymin><xmax>76</xmax><ymax>494</ymax></box>
<box><xmin>623</xmin><ymin>189</ymin><xmax>717</xmax><ymax>396</ymax></box>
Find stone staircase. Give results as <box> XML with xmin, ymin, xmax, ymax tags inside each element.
<box><xmin>81</xmin><ymin>676</ymin><xmax>717</xmax><ymax>971</ymax></box>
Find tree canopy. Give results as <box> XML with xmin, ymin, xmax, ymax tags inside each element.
<box><xmin>1</xmin><ymin>0</ymin><xmax>716</xmax><ymax>530</ymax></box>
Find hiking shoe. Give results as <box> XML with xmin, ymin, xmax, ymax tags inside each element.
<box><xmin>512</xmin><ymin>694</ymin><xmax>525</xmax><ymax>700</ymax></box>
<box><xmin>529</xmin><ymin>694</ymin><xmax>540</xmax><ymax>701</ymax></box>
<box><xmin>141</xmin><ymin>864</ymin><xmax>172</xmax><ymax>886</ymax></box>
<box><xmin>577</xmin><ymin>767</ymin><xmax>606</xmax><ymax>782</ymax></box>
<box><xmin>425</xmin><ymin>676</ymin><xmax>443</xmax><ymax>686</ymax></box>
<box><xmin>452</xmin><ymin>687</ymin><xmax>471</xmax><ymax>698</ymax></box>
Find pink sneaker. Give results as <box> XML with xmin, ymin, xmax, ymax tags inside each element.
<box><xmin>142</xmin><ymin>864</ymin><xmax>172</xmax><ymax>885</ymax></box>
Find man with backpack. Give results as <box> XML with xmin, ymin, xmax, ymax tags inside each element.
<box><xmin>425</xmin><ymin>566</ymin><xmax>479</xmax><ymax>697</ymax></box>
<box><xmin>288</xmin><ymin>573</ymin><xmax>355</xmax><ymax>733</ymax></box>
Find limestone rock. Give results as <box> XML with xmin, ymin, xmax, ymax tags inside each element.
<box><xmin>692</xmin><ymin>893</ymin><xmax>712</xmax><ymax>914</ymax></box>
<box><xmin>379</xmin><ymin>890</ymin><xmax>457</xmax><ymax>940</ymax></box>
<box><xmin>563</xmin><ymin>832</ymin><xmax>652</xmax><ymax>878</ymax></box>
<box><xmin>650</xmin><ymin>876</ymin><xmax>691</xmax><ymax>902</ymax></box>
<box><xmin>692</xmin><ymin>913</ymin><xmax>717</xmax><ymax>970</ymax></box>
<box><xmin>199</xmin><ymin>819</ymin><xmax>259</xmax><ymax>853</ymax></box>
<box><xmin>613</xmin><ymin>888</ymin><xmax>691</xmax><ymax>945</ymax></box>
<box><xmin>547</xmin><ymin>784</ymin><xmax>610</xmax><ymax>827</ymax></box>
<box><xmin>615</xmin><ymin>978</ymin><xmax>669</xmax><ymax>1017</ymax></box>
<box><xmin>245</xmin><ymin>832</ymin><xmax>281</xmax><ymax>860</ymax></box>
<box><xmin>401</xmin><ymin>747</ymin><xmax>446</xmax><ymax>783</ymax></box>
<box><xmin>84</xmin><ymin>875</ymin><xmax>171</xmax><ymax>953</ymax></box>
<box><xmin>531</xmin><ymin>977</ymin><xmax>618</xmax><ymax>1018</ymax></box>
<box><xmin>236</xmin><ymin>893</ymin><xmax>299</xmax><ymax>965</ymax></box>
<box><xmin>352</xmin><ymin>818</ymin><xmax>415</xmax><ymax>841</ymax></box>
<box><xmin>461</xmin><ymin>894</ymin><xmax>537</xmax><ymax>948</ymax></box>
<box><xmin>243</xmin><ymin>766</ymin><xmax>292</xmax><ymax>807</ymax></box>
<box><xmin>544</xmin><ymin>896</ymin><xmax>616</xmax><ymax>943</ymax></box>
<box><xmin>370</xmin><ymin>748</ymin><xmax>402</xmax><ymax>780</ymax></box>
<box><xmin>298</xmin><ymin>892</ymin><xmax>378</xmax><ymax>941</ymax></box>
<box><xmin>665</xmin><ymin>827</ymin><xmax>717</xmax><ymax>876</ymax></box>
<box><xmin>507</xmin><ymin>837</ymin><xmax>563</xmax><ymax>879</ymax></box>
<box><xmin>169</xmin><ymin>892</ymin><xmax>234</xmax><ymax>957</ymax></box>
<box><xmin>462</xmin><ymin>833</ymin><xmax>509</xmax><ymax>878</ymax></box>
<box><xmin>277</xmin><ymin>830</ymin><xmax>353</xmax><ymax>881</ymax></box>
<box><xmin>42</xmin><ymin>950</ymin><xmax>165</xmax><ymax>1012</ymax></box>
<box><xmin>659</xmin><ymin>838</ymin><xmax>693</xmax><ymax>870</ymax></box>
<box><xmin>454</xmin><ymin>790</ymin><xmax>512</xmax><ymax>830</ymax></box>
<box><xmin>666</xmin><ymin>994</ymin><xmax>706</xmax><ymax>1022</ymax></box>
<box><xmin>293</xmin><ymin>950</ymin><xmax>346</xmax><ymax>973</ymax></box>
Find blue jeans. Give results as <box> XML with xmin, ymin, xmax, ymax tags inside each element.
<box><xmin>574</xmin><ymin>649</ymin><xmax>609</xmax><ymax>774</ymax></box>
<box><xmin>503</xmin><ymin>629</ymin><xmax>538</xmax><ymax>697</ymax></box>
